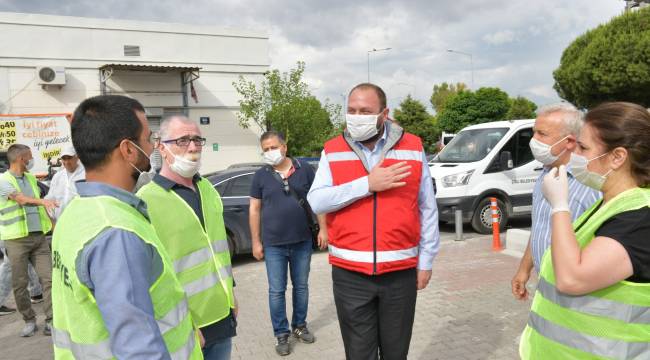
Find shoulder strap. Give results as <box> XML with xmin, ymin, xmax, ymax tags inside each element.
<box><xmin>264</xmin><ymin>164</ymin><xmax>316</xmax><ymax>225</ymax></box>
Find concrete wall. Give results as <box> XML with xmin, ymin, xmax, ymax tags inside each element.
<box><xmin>0</xmin><ymin>12</ymin><xmax>269</xmax><ymax>173</ymax></box>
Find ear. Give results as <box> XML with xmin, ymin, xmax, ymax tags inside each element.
<box><xmin>565</xmin><ymin>134</ymin><xmax>577</xmax><ymax>151</ymax></box>
<box><xmin>610</xmin><ymin>147</ymin><xmax>628</xmax><ymax>170</ymax></box>
<box><xmin>118</xmin><ymin>139</ymin><xmax>137</xmax><ymax>163</ymax></box>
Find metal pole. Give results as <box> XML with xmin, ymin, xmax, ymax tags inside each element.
<box><xmin>454</xmin><ymin>208</ymin><xmax>463</xmax><ymax>241</ymax></box>
<box><xmin>469</xmin><ymin>54</ymin><xmax>474</xmax><ymax>89</ymax></box>
<box><xmin>367</xmin><ymin>52</ymin><xmax>370</xmax><ymax>82</ymax></box>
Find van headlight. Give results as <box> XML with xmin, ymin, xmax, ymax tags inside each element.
<box><xmin>441</xmin><ymin>170</ymin><xmax>474</xmax><ymax>187</ymax></box>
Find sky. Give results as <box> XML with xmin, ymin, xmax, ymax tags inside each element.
<box><xmin>0</xmin><ymin>0</ymin><xmax>625</xmax><ymax>113</ymax></box>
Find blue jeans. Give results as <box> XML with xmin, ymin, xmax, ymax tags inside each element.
<box><xmin>202</xmin><ymin>337</ymin><xmax>232</xmax><ymax>360</ymax></box>
<box><xmin>264</xmin><ymin>240</ymin><xmax>312</xmax><ymax>337</ymax></box>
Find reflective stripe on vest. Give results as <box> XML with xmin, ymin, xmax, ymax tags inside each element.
<box><xmin>173</xmin><ymin>239</ymin><xmax>229</xmax><ymax>273</ymax></box>
<box><xmin>520</xmin><ymin>187</ymin><xmax>650</xmax><ymax>359</ymax></box>
<box><xmin>0</xmin><ymin>215</ymin><xmax>25</xmax><ymax>226</ymax></box>
<box><xmin>52</xmin><ymin>196</ymin><xmax>201</xmax><ymax>360</ymax></box>
<box><xmin>327</xmin><ymin>149</ymin><xmax>423</xmax><ymax>163</ymax></box>
<box><xmin>52</xmin><ymin>328</ymin><xmax>112</xmax><ymax>359</ymax></box>
<box><xmin>137</xmin><ymin>177</ymin><xmax>234</xmax><ymax>328</ymax></box>
<box><xmin>0</xmin><ymin>204</ymin><xmax>21</xmax><ymax>215</ymax></box>
<box><xmin>328</xmin><ymin>245</ymin><xmax>418</xmax><ymax>263</ymax></box>
<box><xmin>528</xmin><ymin>311</ymin><xmax>648</xmax><ymax>359</ymax></box>
<box><xmin>171</xmin><ymin>327</ymin><xmax>197</xmax><ymax>360</ymax></box>
<box><xmin>183</xmin><ymin>265</ymin><xmax>233</xmax><ymax>297</ymax></box>
<box><xmin>156</xmin><ymin>300</ymin><xmax>190</xmax><ymax>335</ymax></box>
<box><xmin>324</xmin><ymin>132</ymin><xmax>423</xmax><ymax>275</ymax></box>
<box><xmin>537</xmin><ymin>277</ymin><xmax>650</xmax><ymax>324</ymax></box>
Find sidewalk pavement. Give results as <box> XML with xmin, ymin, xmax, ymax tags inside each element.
<box><xmin>0</xmin><ymin>234</ymin><xmax>534</xmax><ymax>359</ymax></box>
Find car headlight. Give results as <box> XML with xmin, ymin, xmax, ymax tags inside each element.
<box><xmin>441</xmin><ymin>170</ymin><xmax>474</xmax><ymax>188</ymax></box>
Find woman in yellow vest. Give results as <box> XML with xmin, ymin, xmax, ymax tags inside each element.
<box><xmin>520</xmin><ymin>102</ymin><xmax>650</xmax><ymax>359</ymax></box>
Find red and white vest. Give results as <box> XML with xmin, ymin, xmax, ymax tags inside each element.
<box><xmin>324</xmin><ymin>128</ymin><xmax>424</xmax><ymax>275</ymax></box>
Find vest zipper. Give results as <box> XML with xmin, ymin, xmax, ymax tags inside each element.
<box><xmin>373</xmin><ymin>192</ymin><xmax>377</xmax><ymax>274</ymax></box>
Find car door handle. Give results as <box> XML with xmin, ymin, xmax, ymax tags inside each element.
<box><xmin>230</xmin><ymin>206</ymin><xmax>244</xmax><ymax>213</ymax></box>
<box><xmin>534</xmin><ymin>167</ymin><xmax>544</xmax><ymax>171</ymax></box>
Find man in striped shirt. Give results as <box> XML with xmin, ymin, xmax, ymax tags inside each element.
<box><xmin>511</xmin><ymin>103</ymin><xmax>601</xmax><ymax>300</ymax></box>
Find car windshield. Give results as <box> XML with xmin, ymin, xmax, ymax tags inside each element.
<box><xmin>435</xmin><ymin>128</ymin><xmax>508</xmax><ymax>163</ymax></box>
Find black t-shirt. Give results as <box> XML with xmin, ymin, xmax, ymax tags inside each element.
<box><xmin>596</xmin><ymin>207</ymin><xmax>650</xmax><ymax>283</ymax></box>
<box><xmin>250</xmin><ymin>159</ymin><xmax>315</xmax><ymax>246</ymax></box>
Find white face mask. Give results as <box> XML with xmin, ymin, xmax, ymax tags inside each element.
<box><xmin>569</xmin><ymin>152</ymin><xmax>612</xmax><ymax>191</ymax></box>
<box><xmin>263</xmin><ymin>149</ymin><xmax>284</xmax><ymax>166</ymax></box>
<box><xmin>25</xmin><ymin>159</ymin><xmax>34</xmax><ymax>171</ymax></box>
<box><xmin>163</xmin><ymin>144</ymin><xmax>201</xmax><ymax>178</ymax></box>
<box><xmin>529</xmin><ymin>135</ymin><xmax>568</xmax><ymax>165</ymax></box>
<box><xmin>345</xmin><ymin>114</ymin><xmax>379</xmax><ymax>141</ymax></box>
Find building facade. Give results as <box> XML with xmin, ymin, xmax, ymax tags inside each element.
<box><xmin>0</xmin><ymin>12</ymin><xmax>269</xmax><ymax>172</ymax></box>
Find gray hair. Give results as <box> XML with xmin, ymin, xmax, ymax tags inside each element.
<box><xmin>159</xmin><ymin>114</ymin><xmax>197</xmax><ymax>140</ymax></box>
<box><xmin>7</xmin><ymin>144</ymin><xmax>30</xmax><ymax>163</ymax></box>
<box><xmin>536</xmin><ymin>102</ymin><xmax>584</xmax><ymax>136</ymax></box>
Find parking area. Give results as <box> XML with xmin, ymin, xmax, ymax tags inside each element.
<box><xmin>0</xmin><ymin>220</ymin><xmax>533</xmax><ymax>359</ymax></box>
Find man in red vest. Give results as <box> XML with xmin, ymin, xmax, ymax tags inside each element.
<box><xmin>308</xmin><ymin>83</ymin><xmax>439</xmax><ymax>359</ymax></box>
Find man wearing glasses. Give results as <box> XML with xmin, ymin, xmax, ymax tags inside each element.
<box><xmin>249</xmin><ymin>131</ymin><xmax>328</xmax><ymax>356</ymax></box>
<box><xmin>137</xmin><ymin>114</ymin><xmax>237</xmax><ymax>360</ymax></box>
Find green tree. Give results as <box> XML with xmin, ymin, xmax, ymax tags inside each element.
<box><xmin>430</xmin><ymin>82</ymin><xmax>468</xmax><ymax>113</ymax></box>
<box><xmin>553</xmin><ymin>7</ymin><xmax>650</xmax><ymax>108</ymax></box>
<box><xmin>393</xmin><ymin>95</ymin><xmax>440</xmax><ymax>154</ymax></box>
<box><xmin>437</xmin><ymin>87</ymin><xmax>510</xmax><ymax>133</ymax></box>
<box><xmin>232</xmin><ymin>62</ymin><xmax>336</xmax><ymax>156</ymax></box>
<box><xmin>506</xmin><ymin>96</ymin><xmax>538</xmax><ymax>120</ymax></box>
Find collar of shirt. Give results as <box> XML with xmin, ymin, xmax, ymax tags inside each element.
<box><xmin>352</xmin><ymin>121</ymin><xmax>390</xmax><ymax>154</ymax></box>
<box><xmin>152</xmin><ymin>173</ymin><xmax>200</xmax><ymax>191</ymax></box>
<box><xmin>76</xmin><ymin>181</ymin><xmax>149</xmax><ymax>219</ymax></box>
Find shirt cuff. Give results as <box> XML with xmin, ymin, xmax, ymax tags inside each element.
<box><xmin>417</xmin><ymin>253</ymin><xmax>434</xmax><ymax>271</ymax></box>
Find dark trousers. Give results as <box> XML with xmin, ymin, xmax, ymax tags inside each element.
<box><xmin>332</xmin><ymin>266</ymin><xmax>417</xmax><ymax>360</ymax></box>
<box><xmin>4</xmin><ymin>233</ymin><xmax>52</xmax><ymax>323</ymax></box>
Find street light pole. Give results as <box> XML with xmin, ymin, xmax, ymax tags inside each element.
<box><xmin>367</xmin><ymin>47</ymin><xmax>392</xmax><ymax>82</ymax></box>
<box><xmin>447</xmin><ymin>49</ymin><xmax>474</xmax><ymax>88</ymax></box>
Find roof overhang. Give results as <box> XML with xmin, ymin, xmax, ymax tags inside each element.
<box><xmin>99</xmin><ymin>63</ymin><xmax>201</xmax><ymax>73</ymax></box>
<box><xmin>99</xmin><ymin>63</ymin><xmax>201</xmax><ymax>87</ymax></box>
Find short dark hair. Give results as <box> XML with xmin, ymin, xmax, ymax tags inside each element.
<box><xmin>260</xmin><ymin>130</ymin><xmax>286</xmax><ymax>144</ymax></box>
<box><xmin>7</xmin><ymin>144</ymin><xmax>30</xmax><ymax>164</ymax></box>
<box><xmin>585</xmin><ymin>102</ymin><xmax>650</xmax><ymax>187</ymax></box>
<box><xmin>349</xmin><ymin>83</ymin><xmax>387</xmax><ymax>111</ymax></box>
<box><xmin>71</xmin><ymin>95</ymin><xmax>145</xmax><ymax>170</ymax></box>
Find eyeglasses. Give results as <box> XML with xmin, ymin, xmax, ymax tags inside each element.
<box><xmin>161</xmin><ymin>136</ymin><xmax>206</xmax><ymax>147</ymax></box>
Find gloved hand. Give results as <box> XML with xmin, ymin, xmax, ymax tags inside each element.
<box><xmin>542</xmin><ymin>165</ymin><xmax>570</xmax><ymax>214</ymax></box>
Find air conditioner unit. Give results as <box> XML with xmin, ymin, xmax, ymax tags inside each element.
<box><xmin>36</xmin><ymin>67</ymin><xmax>66</xmax><ymax>86</ymax></box>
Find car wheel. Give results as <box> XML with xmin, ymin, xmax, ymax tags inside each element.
<box><xmin>471</xmin><ymin>197</ymin><xmax>509</xmax><ymax>234</ymax></box>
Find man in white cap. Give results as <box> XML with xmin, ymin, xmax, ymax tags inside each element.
<box><xmin>45</xmin><ymin>144</ymin><xmax>85</xmax><ymax>220</ymax></box>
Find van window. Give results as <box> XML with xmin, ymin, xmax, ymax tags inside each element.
<box><xmin>485</xmin><ymin>128</ymin><xmax>535</xmax><ymax>173</ymax></box>
<box><xmin>436</xmin><ymin>128</ymin><xmax>508</xmax><ymax>163</ymax></box>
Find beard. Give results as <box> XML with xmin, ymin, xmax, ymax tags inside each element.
<box><xmin>130</xmin><ymin>149</ymin><xmax>152</xmax><ymax>184</ymax></box>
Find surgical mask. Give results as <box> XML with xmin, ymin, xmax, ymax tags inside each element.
<box><xmin>346</xmin><ymin>114</ymin><xmax>379</xmax><ymax>141</ymax></box>
<box><xmin>529</xmin><ymin>135</ymin><xmax>568</xmax><ymax>165</ymax></box>
<box><xmin>569</xmin><ymin>152</ymin><xmax>612</xmax><ymax>191</ymax></box>
<box><xmin>263</xmin><ymin>149</ymin><xmax>284</xmax><ymax>166</ymax></box>
<box><xmin>25</xmin><ymin>159</ymin><xmax>34</xmax><ymax>171</ymax></box>
<box><xmin>163</xmin><ymin>144</ymin><xmax>201</xmax><ymax>178</ymax></box>
<box><xmin>128</xmin><ymin>141</ymin><xmax>152</xmax><ymax>182</ymax></box>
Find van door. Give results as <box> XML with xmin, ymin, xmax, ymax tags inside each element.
<box><xmin>485</xmin><ymin>126</ymin><xmax>542</xmax><ymax>216</ymax></box>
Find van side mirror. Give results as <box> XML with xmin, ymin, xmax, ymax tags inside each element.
<box><xmin>500</xmin><ymin>151</ymin><xmax>513</xmax><ymax>170</ymax></box>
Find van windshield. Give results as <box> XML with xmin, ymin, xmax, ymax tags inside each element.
<box><xmin>435</xmin><ymin>128</ymin><xmax>508</xmax><ymax>163</ymax></box>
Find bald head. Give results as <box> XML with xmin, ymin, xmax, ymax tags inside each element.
<box><xmin>159</xmin><ymin>115</ymin><xmax>199</xmax><ymax>141</ymax></box>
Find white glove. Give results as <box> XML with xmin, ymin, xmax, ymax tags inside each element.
<box><xmin>542</xmin><ymin>165</ymin><xmax>570</xmax><ymax>214</ymax></box>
